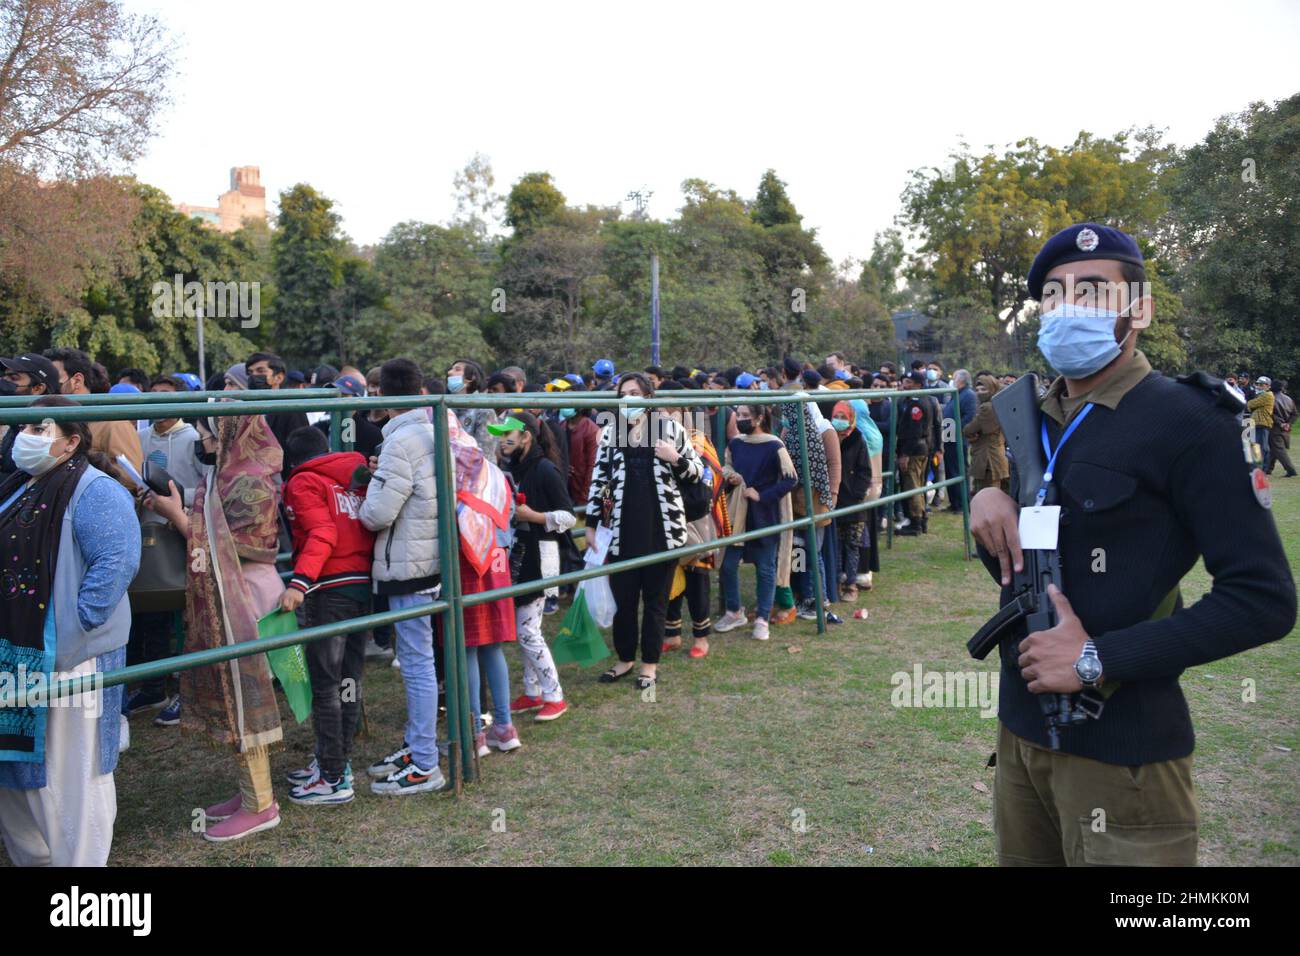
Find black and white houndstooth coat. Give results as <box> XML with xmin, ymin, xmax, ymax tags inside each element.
<box><xmin>585</xmin><ymin>413</ymin><xmax>704</xmax><ymax>558</ymax></box>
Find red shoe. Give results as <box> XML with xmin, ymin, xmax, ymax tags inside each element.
<box><xmin>534</xmin><ymin>700</ymin><xmax>568</xmax><ymax>722</ymax></box>
<box><xmin>772</xmin><ymin>607</ymin><xmax>797</xmax><ymax>626</ymax></box>
<box><xmin>688</xmin><ymin>642</ymin><xmax>709</xmax><ymax>659</ymax></box>
<box><xmin>510</xmin><ymin>695</ymin><xmax>544</xmax><ymax>714</ymax></box>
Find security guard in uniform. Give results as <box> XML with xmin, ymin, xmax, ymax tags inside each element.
<box><xmin>970</xmin><ymin>223</ymin><xmax>1296</xmax><ymax>866</ymax></box>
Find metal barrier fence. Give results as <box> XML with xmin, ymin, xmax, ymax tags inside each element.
<box><xmin>0</xmin><ymin>385</ymin><xmax>971</xmax><ymax>792</ymax></box>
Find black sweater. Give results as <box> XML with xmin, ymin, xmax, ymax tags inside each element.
<box><xmin>895</xmin><ymin>394</ymin><xmax>935</xmax><ymax>456</ymax></box>
<box><xmin>836</xmin><ymin>429</ymin><xmax>872</xmax><ymax>509</ymax></box>
<box><xmin>508</xmin><ymin>450</ymin><xmax>573</xmax><ymax>602</ymax></box>
<box><xmin>978</xmin><ymin>372</ymin><xmax>1296</xmax><ymax>765</ymax></box>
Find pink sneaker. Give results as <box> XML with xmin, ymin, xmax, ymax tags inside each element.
<box><xmin>202</xmin><ymin>802</ymin><xmax>281</xmax><ymax>842</ymax></box>
<box><xmin>486</xmin><ymin>723</ymin><xmax>521</xmax><ymax>752</ymax></box>
<box><xmin>204</xmin><ymin>793</ymin><xmax>243</xmax><ymax>823</ymax></box>
<box><xmin>475</xmin><ymin>731</ymin><xmax>489</xmax><ymax>758</ymax></box>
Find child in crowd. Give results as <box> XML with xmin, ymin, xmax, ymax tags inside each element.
<box><xmin>278</xmin><ymin>427</ymin><xmax>376</xmax><ymax>805</ymax></box>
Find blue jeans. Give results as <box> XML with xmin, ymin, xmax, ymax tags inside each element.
<box><xmin>1257</xmin><ymin>426</ymin><xmax>1272</xmax><ymax>473</ymax></box>
<box><xmin>390</xmin><ymin>592</ymin><xmax>438</xmax><ymax>770</ymax></box>
<box><xmin>466</xmin><ymin>643</ymin><xmax>511</xmax><ymax>728</ymax></box>
<box><xmin>721</xmin><ymin>536</ymin><xmax>778</xmax><ymax>621</ymax></box>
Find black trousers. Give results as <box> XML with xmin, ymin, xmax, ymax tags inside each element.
<box><xmin>126</xmin><ymin>610</ymin><xmax>175</xmax><ymax>696</ymax></box>
<box><xmin>610</xmin><ymin>559</ymin><xmax>674</xmax><ymax>665</ymax></box>
<box><xmin>666</xmin><ymin>566</ymin><xmax>712</xmax><ymax>639</ymax></box>
<box><xmin>299</xmin><ymin>588</ymin><xmax>370</xmax><ymax>779</ymax></box>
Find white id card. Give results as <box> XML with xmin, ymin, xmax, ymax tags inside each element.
<box><xmin>1018</xmin><ymin>505</ymin><xmax>1060</xmax><ymax>551</ymax></box>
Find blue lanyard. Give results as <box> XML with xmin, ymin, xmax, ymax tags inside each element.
<box><xmin>1037</xmin><ymin>403</ymin><xmax>1094</xmax><ymax>506</ymax></box>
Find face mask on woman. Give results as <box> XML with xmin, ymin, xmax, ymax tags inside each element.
<box><xmin>736</xmin><ymin>419</ymin><xmax>756</xmax><ymax>435</ymax></box>
<box><xmin>559</xmin><ymin>407</ymin><xmax>576</xmax><ymax>420</ymax></box>
<box><xmin>447</xmin><ymin>375</ymin><xmax>465</xmax><ymax>393</ymax></box>
<box><xmin>832</xmin><ymin>418</ymin><xmax>851</xmax><ymax>432</ymax></box>
<box><xmin>623</xmin><ymin>403</ymin><xmax>646</xmax><ymax>421</ymax></box>
<box><xmin>13</xmin><ymin>432</ymin><xmax>63</xmax><ymax>476</ymax></box>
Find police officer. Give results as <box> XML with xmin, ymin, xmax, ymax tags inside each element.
<box><xmin>970</xmin><ymin>223</ymin><xmax>1296</xmax><ymax>866</ymax></box>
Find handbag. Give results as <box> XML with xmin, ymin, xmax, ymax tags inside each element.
<box><xmin>128</xmin><ymin>520</ymin><xmax>189</xmax><ymax>613</ymax></box>
<box><xmin>679</xmin><ymin>467</ymin><xmax>712</xmax><ymax>522</ymax></box>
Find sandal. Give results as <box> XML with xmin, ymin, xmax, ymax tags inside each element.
<box><xmin>661</xmin><ymin>639</ymin><xmax>684</xmax><ymax>652</ymax></box>
<box><xmin>635</xmin><ymin>675</ymin><xmax>657</xmax><ymax>691</ymax></box>
<box><xmin>688</xmin><ymin>641</ymin><xmax>709</xmax><ymax>659</ymax></box>
<box><xmin>599</xmin><ymin>664</ymin><xmax>634</xmax><ymax>683</ymax></box>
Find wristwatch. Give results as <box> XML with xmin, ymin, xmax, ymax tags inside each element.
<box><xmin>1074</xmin><ymin>639</ymin><xmax>1104</xmax><ymax>689</ymax></box>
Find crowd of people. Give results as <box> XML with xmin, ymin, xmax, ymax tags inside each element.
<box><xmin>0</xmin><ymin>341</ymin><xmax>1293</xmax><ymax>863</ymax></box>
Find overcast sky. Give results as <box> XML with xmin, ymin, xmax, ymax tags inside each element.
<box><xmin>132</xmin><ymin>0</ymin><xmax>1300</xmax><ymax>265</ymax></box>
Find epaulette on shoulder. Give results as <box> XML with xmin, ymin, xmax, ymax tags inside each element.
<box><xmin>1176</xmin><ymin>371</ymin><xmax>1246</xmax><ymax>414</ymax></box>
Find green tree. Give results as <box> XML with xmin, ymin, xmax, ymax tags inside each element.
<box><xmin>505</xmin><ymin>172</ymin><xmax>566</xmax><ymax>236</ymax></box>
<box><xmin>272</xmin><ymin>183</ymin><xmax>346</xmax><ymax>368</ymax></box>
<box><xmin>1166</xmin><ymin>94</ymin><xmax>1300</xmax><ymax>378</ymax></box>
<box><xmin>360</xmin><ymin>220</ymin><xmax>496</xmax><ymax>374</ymax></box>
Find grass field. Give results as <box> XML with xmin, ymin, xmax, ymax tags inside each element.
<box><xmin>18</xmin><ymin>482</ymin><xmax>1300</xmax><ymax>867</ymax></box>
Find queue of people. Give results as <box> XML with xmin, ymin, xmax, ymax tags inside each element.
<box><xmin>8</xmin><ymin>339</ymin><xmax>1288</xmax><ymax>865</ymax></box>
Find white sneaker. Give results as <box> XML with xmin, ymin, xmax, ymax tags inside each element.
<box><xmin>391</xmin><ymin>655</ymin><xmax>401</xmax><ymax>670</ymax></box>
<box><xmin>714</xmin><ymin>609</ymin><xmax>747</xmax><ymax>633</ymax></box>
<box><xmin>856</xmin><ymin>572</ymin><xmax>873</xmax><ymax>589</ymax></box>
<box><xmin>894</xmin><ymin>518</ymin><xmax>911</xmax><ymax>531</ymax></box>
<box><xmin>751</xmin><ymin>619</ymin><xmax>770</xmax><ymax>641</ymax></box>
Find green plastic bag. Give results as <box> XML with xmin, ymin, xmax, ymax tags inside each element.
<box><xmin>259</xmin><ymin>610</ymin><xmax>312</xmax><ymax>724</ymax></box>
<box><xmin>550</xmin><ymin>590</ymin><xmax>611</xmax><ymax>668</ymax></box>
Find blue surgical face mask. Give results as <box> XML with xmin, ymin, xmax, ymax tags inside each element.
<box><xmin>925</xmin><ymin>369</ymin><xmax>939</xmax><ymax>383</ymax></box>
<box><xmin>758</xmin><ymin>381</ymin><xmax>770</xmax><ymax>391</ymax></box>
<box><xmin>623</xmin><ymin>403</ymin><xmax>646</xmax><ymax>421</ymax></box>
<box><xmin>447</xmin><ymin>375</ymin><xmax>464</xmax><ymax>393</ymax></box>
<box><xmin>559</xmin><ymin>407</ymin><xmax>576</xmax><ymax>420</ymax></box>
<box><xmin>832</xmin><ymin>418</ymin><xmax>850</xmax><ymax>432</ymax></box>
<box><xmin>1037</xmin><ymin>301</ymin><xmax>1136</xmax><ymax>379</ymax></box>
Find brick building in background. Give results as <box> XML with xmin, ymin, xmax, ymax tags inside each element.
<box><xmin>176</xmin><ymin>166</ymin><xmax>267</xmax><ymax>232</ymax></box>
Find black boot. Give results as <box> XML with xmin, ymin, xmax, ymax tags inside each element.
<box><xmin>921</xmin><ymin>513</ymin><xmax>929</xmax><ymax>534</ymax></box>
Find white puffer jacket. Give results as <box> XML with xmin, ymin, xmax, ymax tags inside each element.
<box><xmin>359</xmin><ymin>409</ymin><xmax>440</xmax><ymax>593</ymax></box>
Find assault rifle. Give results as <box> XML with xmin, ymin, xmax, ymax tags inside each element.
<box><xmin>967</xmin><ymin>373</ymin><xmax>1101</xmax><ymax>750</ymax></box>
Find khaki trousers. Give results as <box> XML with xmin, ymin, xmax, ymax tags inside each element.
<box><xmin>994</xmin><ymin>722</ymin><xmax>1198</xmax><ymax>866</ymax></box>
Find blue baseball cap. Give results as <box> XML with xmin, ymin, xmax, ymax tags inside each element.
<box><xmin>1027</xmin><ymin>222</ymin><xmax>1144</xmax><ymax>301</ymax></box>
<box><xmin>735</xmin><ymin>372</ymin><xmax>757</xmax><ymax>389</ymax></box>
<box><xmin>593</xmin><ymin>359</ymin><xmax>615</xmax><ymax>377</ymax></box>
<box><xmin>174</xmin><ymin>372</ymin><xmax>202</xmax><ymax>391</ymax></box>
<box><xmin>109</xmin><ymin>382</ymin><xmax>139</xmax><ymax>394</ymax></box>
<box><xmin>563</xmin><ymin>373</ymin><xmax>584</xmax><ymax>387</ymax></box>
<box><xmin>333</xmin><ymin>374</ymin><xmax>366</xmax><ymax>397</ymax></box>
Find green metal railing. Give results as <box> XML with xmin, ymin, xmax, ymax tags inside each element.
<box><xmin>0</xmin><ymin>385</ymin><xmax>970</xmax><ymax>793</ymax></box>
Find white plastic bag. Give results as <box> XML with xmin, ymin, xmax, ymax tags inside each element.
<box><xmin>580</xmin><ymin>524</ymin><xmax>617</xmax><ymax>629</ymax></box>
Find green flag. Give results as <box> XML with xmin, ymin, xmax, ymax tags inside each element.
<box><xmin>258</xmin><ymin>609</ymin><xmax>313</xmax><ymax>723</ymax></box>
<box><xmin>550</xmin><ymin>590</ymin><xmax>611</xmax><ymax>668</ymax></box>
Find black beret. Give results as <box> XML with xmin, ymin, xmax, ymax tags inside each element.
<box><xmin>1027</xmin><ymin>223</ymin><xmax>1144</xmax><ymax>301</ymax></box>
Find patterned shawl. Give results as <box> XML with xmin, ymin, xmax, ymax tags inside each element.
<box><xmin>447</xmin><ymin>411</ymin><xmax>513</xmax><ymax>578</ymax></box>
<box><xmin>181</xmin><ymin>413</ymin><xmax>283</xmax><ymax>753</ymax></box>
<box><xmin>781</xmin><ymin>398</ymin><xmax>832</xmax><ymax>507</ymax></box>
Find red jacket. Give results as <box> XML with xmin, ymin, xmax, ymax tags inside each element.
<box><xmin>566</xmin><ymin>414</ymin><xmax>599</xmax><ymax>506</ymax></box>
<box><xmin>284</xmin><ymin>451</ymin><xmax>376</xmax><ymax>594</ymax></box>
